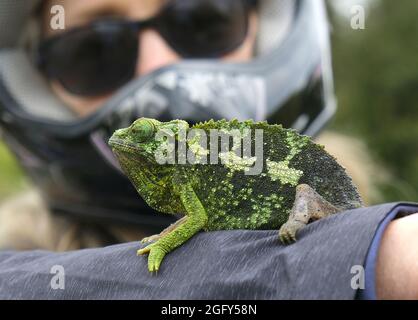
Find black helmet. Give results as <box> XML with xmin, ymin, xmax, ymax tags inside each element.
<box><xmin>0</xmin><ymin>0</ymin><xmax>335</xmax><ymax>228</ymax></box>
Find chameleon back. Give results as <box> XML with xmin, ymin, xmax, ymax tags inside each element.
<box><xmin>183</xmin><ymin>119</ymin><xmax>362</xmax><ymax>231</ymax></box>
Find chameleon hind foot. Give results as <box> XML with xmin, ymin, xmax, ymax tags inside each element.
<box><xmin>279</xmin><ymin>184</ymin><xmax>340</xmax><ymax>244</ymax></box>
<box><xmin>279</xmin><ymin>220</ymin><xmax>306</xmax><ymax>244</ymax></box>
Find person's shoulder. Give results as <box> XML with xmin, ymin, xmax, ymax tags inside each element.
<box><xmin>0</xmin><ymin>189</ymin><xmax>53</xmax><ymax>250</ymax></box>
<box><xmin>0</xmin><ymin>189</ymin><xmax>46</xmax><ymax>217</ymax></box>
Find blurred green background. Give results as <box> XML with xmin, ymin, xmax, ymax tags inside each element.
<box><xmin>328</xmin><ymin>0</ymin><xmax>418</xmax><ymax>202</ymax></box>
<box><xmin>0</xmin><ymin>0</ymin><xmax>417</xmax><ymax>204</ymax></box>
<box><xmin>0</xmin><ymin>142</ymin><xmax>27</xmax><ymax>201</ymax></box>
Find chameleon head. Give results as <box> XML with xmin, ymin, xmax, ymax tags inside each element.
<box><xmin>109</xmin><ymin>118</ymin><xmax>189</xmax><ymax>159</ymax></box>
<box><xmin>108</xmin><ymin>118</ymin><xmax>190</xmax><ymax>213</ymax></box>
<box><xmin>109</xmin><ymin>118</ymin><xmax>158</xmax><ymax>156</ymax></box>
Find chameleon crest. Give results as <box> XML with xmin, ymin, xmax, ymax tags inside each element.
<box><xmin>109</xmin><ymin>118</ymin><xmax>362</xmax><ymax>273</ymax></box>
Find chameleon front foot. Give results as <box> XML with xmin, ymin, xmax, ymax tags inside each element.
<box><xmin>137</xmin><ymin>244</ymin><xmax>167</xmax><ymax>273</ymax></box>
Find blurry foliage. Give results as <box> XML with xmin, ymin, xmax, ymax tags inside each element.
<box><xmin>328</xmin><ymin>0</ymin><xmax>418</xmax><ymax>202</ymax></box>
<box><xmin>0</xmin><ymin>142</ymin><xmax>26</xmax><ymax>200</ymax></box>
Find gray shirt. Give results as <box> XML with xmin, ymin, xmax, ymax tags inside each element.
<box><xmin>0</xmin><ymin>203</ymin><xmax>416</xmax><ymax>299</ymax></box>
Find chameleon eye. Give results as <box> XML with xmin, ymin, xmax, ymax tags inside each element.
<box><xmin>131</xmin><ymin>119</ymin><xmax>156</xmax><ymax>142</ymax></box>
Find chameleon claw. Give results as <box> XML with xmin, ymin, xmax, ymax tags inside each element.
<box><xmin>279</xmin><ymin>220</ymin><xmax>305</xmax><ymax>244</ymax></box>
<box><xmin>140</xmin><ymin>234</ymin><xmax>160</xmax><ymax>244</ymax></box>
<box><xmin>290</xmin><ymin>232</ymin><xmax>297</xmax><ymax>242</ymax></box>
<box><xmin>140</xmin><ymin>238</ymin><xmax>150</xmax><ymax>244</ymax></box>
<box><xmin>149</xmin><ymin>261</ymin><xmax>160</xmax><ymax>273</ymax></box>
<box><xmin>278</xmin><ymin>226</ymin><xmax>289</xmax><ymax>244</ymax></box>
<box><xmin>137</xmin><ymin>243</ymin><xmax>167</xmax><ymax>273</ymax></box>
<box><xmin>147</xmin><ymin>245</ymin><xmax>166</xmax><ymax>273</ymax></box>
<box><xmin>278</xmin><ymin>227</ymin><xmax>288</xmax><ymax>244</ymax></box>
<box><xmin>137</xmin><ymin>246</ymin><xmax>151</xmax><ymax>255</ymax></box>
<box><xmin>140</xmin><ymin>239</ymin><xmax>154</xmax><ymax>245</ymax></box>
<box><xmin>283</xmin><ymin>232</ymin><xmax>291</xmax><ymax>244</ymax></box>
<box><xmin>279</xmin><ymin>235</ymin><xmax>285</xmax><ymax>244</ymax></box>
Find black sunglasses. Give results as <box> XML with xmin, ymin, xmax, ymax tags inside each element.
<box><xmin>36</xmin><ymin>0</ymin><xmax>253</xmax><ymax>97</ymax></box>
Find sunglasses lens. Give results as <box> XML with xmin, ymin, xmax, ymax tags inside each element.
<box><xmin>41</xmin><ymin>23</ymin><xmax>138</xmax><ymax>96</ymax></box>
<box><xmin>159</xmin><ymin>0</ymin><xmax>249</xmax><ymax>58</ymax></box>
<box><xmin>37</xmin><ymin>0</ymin><xmax>251</xmax><ymax>97</ymax></box>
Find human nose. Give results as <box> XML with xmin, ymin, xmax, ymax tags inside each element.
<box><xmin>135</xmin><ymin>29</ymin><xmax>181</xmax><ymax>77</ymax></box>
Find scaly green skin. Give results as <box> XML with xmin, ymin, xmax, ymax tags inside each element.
<box><xmin>109</xmin><ymin>118</ymin><xmax>363</xmax><ymax>272</ymax></box>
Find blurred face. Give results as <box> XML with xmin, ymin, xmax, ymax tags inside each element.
<box><xmin>41</xmin><ymin>0</ymin><xmax>259</xmax><ymax>117</ymax></box>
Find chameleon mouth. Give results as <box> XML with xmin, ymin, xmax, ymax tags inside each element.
<box><xmin>108</xmin><ymin>137</ymin><xmax>143</xmax><ymax>154</ymax></box>
<box><xmin>109</xmin><ymin>137</ymin><xmax>165</xmax><ymax>189</ymax></box>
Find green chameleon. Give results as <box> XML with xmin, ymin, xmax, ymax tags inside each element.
<box><xmin>109</xmin><ymin>118</ymin><xmax>363</xmax><ymax>273</ymax></box>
